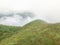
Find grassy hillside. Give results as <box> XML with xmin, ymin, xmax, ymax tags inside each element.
<box><xmin>0</xmin><ymin>25</ymin><xmax>21</xmax><ymax>41</ymax></box>
<box><xmin>0</xmin><ymin>20</ymin><xmax>60</xmax><ymax>45</ymax></box>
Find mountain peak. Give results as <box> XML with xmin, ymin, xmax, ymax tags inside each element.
<box><xmin>23</xmin><ymin>19</ymin><xmax>47</xmax><ymax>27</ymax></box>
<box><xmin>31</xmin><ymin>19</ymin><xmax>46</xmax><ymax>23</ymax></box>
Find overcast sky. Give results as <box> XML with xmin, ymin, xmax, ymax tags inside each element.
<box><xmin>0</xmin><ymin>0</ymin><xmax>60</xmax><ymax>23</ymax></box>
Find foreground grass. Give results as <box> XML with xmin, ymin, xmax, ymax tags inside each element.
<box><xmin>0</xmin><ymin>20</ymin><xmax>60</xmax><ymax>45</ymax></box>
<box><xmin>0</xmin><ymin>25</ymin><xmax>21</xmax><ymax>41</ymax></box>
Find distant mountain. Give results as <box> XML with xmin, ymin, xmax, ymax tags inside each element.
<box><xmin>0</xmin><ymin>20</ymin><xmax>60</xmax><ymax>45</ymax></box>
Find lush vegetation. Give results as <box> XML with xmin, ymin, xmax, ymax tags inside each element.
<box><xmin>0</xmin><ymin>20</ymin><xmax>60</xmax><ymax>45</ymax></box>
<box><xmin>0</xmin><ymin>25</ymin><xmax>21</xmax><ymax>41</ymax></box>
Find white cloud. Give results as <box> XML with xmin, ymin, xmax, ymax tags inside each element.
<box><xmin>0</xmin><ymin>15</ymin><xmax>23</xmax><ymax>26</ymax></box>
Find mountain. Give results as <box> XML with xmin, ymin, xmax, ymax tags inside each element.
<box><xmin>0</xmin><ymin>20</ymin><xmax>60</xmax><ymax>45</ymax></box>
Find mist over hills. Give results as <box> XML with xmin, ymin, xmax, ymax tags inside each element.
<box><xmin>0</xmin><ymin>12</ymin><xmax>36</xmax><ymax>26</ymax></box>
<box><xmin>0</xmin><ymin>11</ymin><xmax>60</xmax><ymax>26</ymax></box>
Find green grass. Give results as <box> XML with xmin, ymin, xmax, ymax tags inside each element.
<box><xmin>0</xmin><ymin>20</ymin><xmax>60</xmax><ymax>45</ymax></box>
<box><xmin>0</xmin><ymin>25</ymin><xmax>21</xmax><ymax>41</ymax></box>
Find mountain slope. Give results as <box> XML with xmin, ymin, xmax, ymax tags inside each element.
<box><xmin>0</xmin><ymin>25</ymin><xmax>21</xmax><ymax>41</ymax></box>
<box><xmin>0</xmin><ymin>20</ymin><xmax>60</xmax><ymax>45</ymax></box>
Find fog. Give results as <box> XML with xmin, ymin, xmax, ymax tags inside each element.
<box><xmin>0</xmin><ymin>12</ymin><xmax>36</xmax><ymax>26</ymax></box>
<box><xmin>0</xmin><ymin>0</ymin><xmax>60</xmax><ymax>26</ymax></box>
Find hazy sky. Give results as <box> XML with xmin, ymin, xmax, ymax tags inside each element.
<box><xmin>0</xmin><ymin>0</ymin><xmax>60</xmax><ymax>23</ymax></box>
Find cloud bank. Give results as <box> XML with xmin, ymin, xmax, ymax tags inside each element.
<box><xmin>0</xmin><ymin>12</ymin><xmax>36</xmax><ymax>26</ymax></box>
